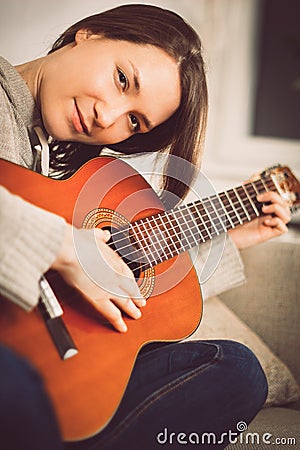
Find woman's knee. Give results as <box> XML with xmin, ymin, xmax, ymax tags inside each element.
<box><xmin>219</xmin><ymin>340</ymin><xmax>268</xmax><ymax>409</ymax></box>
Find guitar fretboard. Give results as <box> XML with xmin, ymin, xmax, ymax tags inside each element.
<box><xmin>109</xmin><ymin>175</ymin><xmax>277</xmax><ymax>271</ymax></box>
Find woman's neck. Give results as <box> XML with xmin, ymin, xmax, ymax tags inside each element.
<box><xmin>15</xmin><ymin>57</ymin><xmax>45</xmax><ymax>106</ymax></box>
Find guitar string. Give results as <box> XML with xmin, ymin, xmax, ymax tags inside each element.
<box><xmin>112</xmin><ymin>177</ymin><xmax>272</xmax><ymax>250</ymax></box>
<box><xmin>110</xmin><ymin>212</ymin><xmax>245</xmax><ymax>268</ymax></box>
<box><xmin>106</xmin><ymin>179</ymin><xmax>274</xmax><ymax>269</ymax></box>
<box><xmin>106</xmin><ymin>178</ymin><xmax>274</xmax><ymax>266</ymax></box>
<box><xmin>107</xmin><ymin>177</ymin><xmax>272</xmax><ymax>251</ymax></box>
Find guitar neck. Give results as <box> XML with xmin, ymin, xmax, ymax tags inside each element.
<box><xmin>117</xmin><ymin>174</ymin><xmax>277</xmax><ymax>271</ymax></box>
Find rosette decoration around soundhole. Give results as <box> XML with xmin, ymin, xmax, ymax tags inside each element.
<box><xmin>82</xmin><ymin>208</ymin><xmax>155</xmax><ymax>299</ymax></box>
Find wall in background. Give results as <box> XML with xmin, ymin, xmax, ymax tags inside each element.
<box><xmin>0</xmin><ymin>0</ymin><xmax>205</xmax><ymax>64</ymax></box>
<box><xmin>1</xmin><ymin>0</ymin><xmax>299</xmax><ymax>220</ymax></box>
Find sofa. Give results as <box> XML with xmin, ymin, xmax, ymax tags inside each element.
<box><xmin>187</xmin><ymin>235</ymin><xmax>300</xmax><ymax>449</ymax></box>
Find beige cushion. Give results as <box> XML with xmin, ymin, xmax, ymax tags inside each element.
<box><xmin>220</xmin><ymin>240</ymin><xmax>300</xmax><ymax>386</ymax></box>
<box><xmin>186</xmin><ymin>296</ymin><xmax>300</xmax><ymax>406</ymax></box>
<box><xmin>225</xmin><ymin>407</ymin><xmax>300</xmax><ymax>449</ymax></box>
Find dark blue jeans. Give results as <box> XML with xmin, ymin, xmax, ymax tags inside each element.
<box><xmin>0</xmin><ymin>340</ymin><xmax>268</xmax><ymax>450</ymax></box>
<box><xmin>0</xmin><ymin>345</ymin><xmax>63</xmax><ymax>450</ymax></box>
<box><xmin>65</xmin><ymin>340</ymin><xmax>268</xmax><ymax>450</ymax></box>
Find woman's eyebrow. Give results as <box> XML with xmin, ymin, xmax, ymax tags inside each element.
<box><xmin>129</xmin><ymin>61</ymin><xmax>153</xmax><ymax>131</ymax></box>
<box><xmin>129</xmin><ymin>60</ymin><xmax>141</xmax><ymax>93</ymax></box>
<box><xmin>141</xmin><ymin>114</ymin><xmax>153</xmax><ymax>131</ymax></box>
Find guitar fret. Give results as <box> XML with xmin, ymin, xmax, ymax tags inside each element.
<box><xmin>217</xmin><ymin>193</ymin><xmax>236</xmax><ymax>228</ymax></box>
<box><xmin>134</xmin><ymin>221</ymin><xmax>160</xmax><ymax>265</ymax></box>
<box><xmin>159</xmin><ymin>212</ymin><xmax>182</xmax><ymax>253</ymax></box>
<box><xmin>242</xmin><ymin>183</ymin><xmax>259</xmax><ymax>217</ymax></box>
<box><xmin>151</xmin><ymin>215</ymin><xmax>173</xmax><ymax>258</ymax></box>
<box><xmin>260</xmin><ymin>178</ymin><xmax>270</xmax><ymax>192</ymax></box>
<box><xmin>190</xmin><ymin>203</ymin><xmax>211</xmax><ymax>240</ymax></box>
<box><xmin>140</xmin><ymin>219</ymin><xmax>164</xmax><ymax>264</ymax></box>
<box><xmin>187</xmin><ymin>206</ymin><xmax>205</xmax><ymax>241</ymax></box>
<box><xmin>173</xmin><ymin>209</ymin><xmax>195</xmax><ymax>250</ymax></box>
<box><xmin>267</xmin><ymin>178</ymin><xmax>277</xmax><ymax>190</ymax></box>
<box><xmin>129</xmin><ymin>223</ymin><xmax>153</xmax><ymax>266</ymax></box>
<box><xmin>208</xmin><ymin>195</ymin><xmax>229</xmax><ymax>229</ymax></box>
<box><xmin>219</xmin><ymin>193</ymin><xmax>241</xmax><ymax>227</ymax></box>
<box><xmin>254</xmin><ymin>179</ymin><xmax>267</xmax><ymax>195</ymax></box>
<box><xmin>156</xmin><ymin>213</ymin><xmax>181</xmax><ymax>256</ymax></box>
<box><xmin>201</xmin><ymin>200</ymin><xmax>220</xmax><ymax>236</ymax></box>
<box><xmin>224</xmin><ymin>190</ymin><xmax>243</xmax><ymax>224</ymax></box>
<box><xmin>204</xmin><ymin>196</ymin><xmax>229</xmax><ymax>234</ymax></box>
<box><xmin>164</xmin><ymin>211</ymin><xmax>186</xmax><ymax>254</ymax></box>
<box><xmin>267</xmin><ymin>178</ymin><xmax>279</xmax><ymax>193</ymax></box>
<box><xmin>185</xmin><ymin>206</ymin><xmax>205</xmax><ymax>243</ymax></box>
<box><xmin>179</xmin><ymin>208</ymin><xmax>200</xmax><ymax>246</ymax></box>
<box><xmin>209</xmin><ymin>195</ymin><xmax>228</xmax><ymax>232</ymax></box>
<box><xmin>237</xmin><ymin>185</ymin><xmax>255</xmax><ymax>221</ymax></box>
<box><xmin>145</xmin><ymin>217</ymin><xmax>168</xmax><ymax>261</ymax></box>
<box><xmin>243</xmin><ymin>181</ymin><xmax>265</xmax><ymax>216</ymax></box>
<box><xmin>250</xmin><ymin>181</ymin><xmax>259</xmax><ymax>195</ymax></box>
<box><xmin>165</xmin><ymin>205</ymin><xmax>205</xmax><ymax>250</ymax></box>
<box><xmin>233</xmin><ymin>188</ymin><xmax>251</xmax><ymax>221</ymax></box>
<box><xmin>247</xmin><ymin>182</ymin><xmax>260</xmax><ymax>204</ymax></box>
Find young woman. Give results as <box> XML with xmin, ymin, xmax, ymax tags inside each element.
<box><xmin>0</xmin><ymin>4</ymin><xmax>291</xmax><ymax>450</ymax></box>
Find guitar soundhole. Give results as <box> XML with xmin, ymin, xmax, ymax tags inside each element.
<box><xmin>82</xmin><ymin>207</ymin><xmax>155</xmax><ymax>299</ymax></box>
<box><xmin>103</xmin><ymin>226</ymin><xmax>142</xmax><ymax>280</ymax></box>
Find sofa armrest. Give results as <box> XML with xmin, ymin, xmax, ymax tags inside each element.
<box><xmin>219</xmin><ymin>239</ymin><xmax>300</xmax><ymax>385</ymax></box>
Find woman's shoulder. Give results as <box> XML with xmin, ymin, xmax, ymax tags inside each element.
<box><xmin>0</xmin><ymin>57</ymin><xmax>36</xmax><ymax>168</ymax></box>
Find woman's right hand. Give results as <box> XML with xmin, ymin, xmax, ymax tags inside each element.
<box><xmin>51</xmin><ymin>224</ymin><xmax>146</xmax><ymax>332</ymax></box>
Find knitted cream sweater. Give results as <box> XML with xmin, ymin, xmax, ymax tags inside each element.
<box><xmin>0</xmin><ymin>56</ymin><xmax>66</xmax><ymax>310</ymax></box>
<box><xmin>0</xmin><ymin>56</ymin><xmax>245</xmax><ymax>312</ymax></box>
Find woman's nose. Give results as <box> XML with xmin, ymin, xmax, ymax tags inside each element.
<box><xmin>94</xmin><ymin>100</ymin><xmax>129</xmax><ymax>129</ymax></box>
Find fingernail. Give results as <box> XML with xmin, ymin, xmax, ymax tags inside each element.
<box><xmin>140</xmin><ymin>299</ymin><xmax>147</xmax><ymax>307</ymax></box>
<box><xmin>104</xmin><ymin>229</ymin><xmax>111</xmax><ymax>239</ymax></box>
<box><xmin>120</xmin><ymin>323</ymin><xmax>127</xmax><ymax>333</ymax></box>
<box><xmin>257</xmin><ymin>194</ymin><xmax>263</xmax><ymax>201</ymax></box>
<box><xmin>135</xmin><ymin>310</ymin><xmax>142</xmax><ymax>319</ymax></box>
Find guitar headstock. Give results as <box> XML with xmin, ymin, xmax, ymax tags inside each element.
<box><xmin>261</xmin><ymin>164</ymin><xmax>300</xmax><ymax>213</ymax></box>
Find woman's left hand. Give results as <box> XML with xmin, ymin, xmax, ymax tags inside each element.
<box><xmin>228</xmin><ymin>191</ymin><xmax>291</xmax><ymax>249</ymax></box>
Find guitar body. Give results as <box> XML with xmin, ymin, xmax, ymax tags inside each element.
<box><xmin>0</xmin><ymin>157</ymin><xmax>202</xmax><ymax>441</ymax></box>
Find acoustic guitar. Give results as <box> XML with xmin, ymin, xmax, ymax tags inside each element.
<box><xmin>0</xmin><ymin>157</ymin><xmax>299</xmax><ymax>441</ymax></box>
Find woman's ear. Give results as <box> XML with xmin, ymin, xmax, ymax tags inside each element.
<box><xmin>74</xmin><ymin>29</ymin><xmax>93</xmax><ymax>44</ymax></box>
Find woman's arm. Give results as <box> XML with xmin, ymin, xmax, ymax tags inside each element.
<box><xmin>0</xmin><ymin>187</ymin><xmax>145</xmax><ymax>332</ymax></box>
<box><xmin>0</xmin><ymin>186</ymin><xmax>66</xmax><ymax>310</ymax></box>
<box><xmin>194</xmin><ymin>191</ymin><xmax>291</xmax><ymax>300</ymax></box>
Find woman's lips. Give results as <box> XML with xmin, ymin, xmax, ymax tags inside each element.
<box><xmin>72</xmin><ymin>101</ymin><xmax>89</xmax><ymax>135</ymax></box>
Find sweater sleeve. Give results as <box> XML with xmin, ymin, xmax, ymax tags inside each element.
<box><xmin>0</xmin><ymin>186</ymin><xmax>67</xmax><ymax>311</ymax></box>
<box><xmin>189</xmin><ymin>234</ymin><xmax>246</xmax><ymax>300</ymax></box>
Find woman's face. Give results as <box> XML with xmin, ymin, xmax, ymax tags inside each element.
<box><xmin>39</xmin><ymin>31</ymin><xmax>181</xmax><ymax>145</ymax></box>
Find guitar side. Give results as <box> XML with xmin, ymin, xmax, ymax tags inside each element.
<box><xmin>0</xmin><ymin>157</ymin><xmax>202</xmax><ymax>441</ymax></box>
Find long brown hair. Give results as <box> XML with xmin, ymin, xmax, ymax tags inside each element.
<box><xmin>49</xmin><ymin>4</ymin><xmax>208</xmax><ymax>206</ymax></box>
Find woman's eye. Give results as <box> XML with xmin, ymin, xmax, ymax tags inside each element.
<box><xmin>129</xmin><ymin>114</ymin><xmax>140</xmax><ymax>132</ymax></box>
<box><xmin>118</xmin><ymin>69</ymin><xmax>128</xmax><ymax>90</ymax></box>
